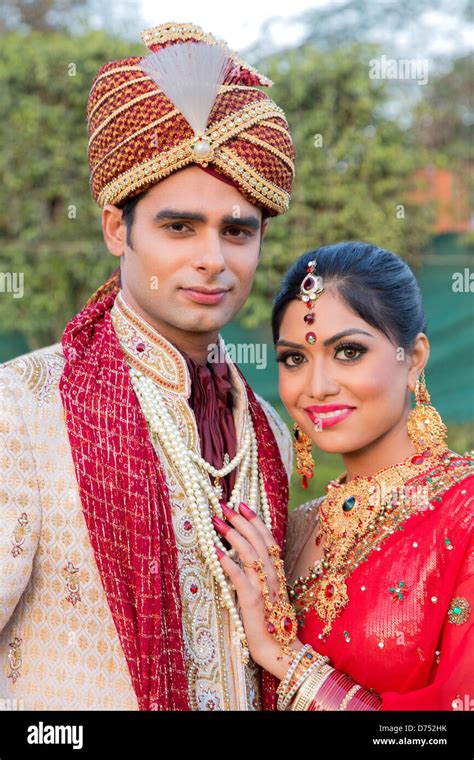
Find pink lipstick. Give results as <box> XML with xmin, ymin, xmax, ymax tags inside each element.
<box><xmin>304</xmin><ymin>404</ymin><xmax>356</xmax><ymax>430</ymax></box>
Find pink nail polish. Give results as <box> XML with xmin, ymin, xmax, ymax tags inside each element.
<box><xmin>215</xmin><ymin>546</ymin><xmax>225</xmax><ymax>559</ymax></box>
<box><xmin>212</xmin><ymin>515</ymin><xmax>231</xmax><ymax>536</ymax></box>
<box><xmin>221</xmin><ymin>504</ymin><xmax>237</xmax><ymax>520</ymax></box>
<box><xmin>239</xmin><ymin>501</ymin><xmax>256</xmax><ymax>520</ymax></box>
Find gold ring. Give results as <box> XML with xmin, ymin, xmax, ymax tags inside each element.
<box><xmin>267</xmin><ymin>544</ymin><xmax>281</xmax><ymax>559</ymax></box>
<box><xmin>243</xmin><ymin>559</ymin><xmax>264</xmax><ymax>572</ymax></box>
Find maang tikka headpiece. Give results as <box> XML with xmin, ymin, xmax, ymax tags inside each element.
<box><xmin>298</xmin><ymin>259</ymin><xmax>325</xmax><ymax>344</ymax></box>
<box><xmin>292</xmin><ymin>259</ymin><xmax>324</xmax><ymax>489</ymax></box>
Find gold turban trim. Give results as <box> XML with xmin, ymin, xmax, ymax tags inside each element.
<box><xmin>87</xmin><ymin>22</ymin><xmax>295</xmax><ymax>216</ymax></box>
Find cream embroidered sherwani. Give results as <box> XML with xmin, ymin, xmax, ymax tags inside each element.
<box><xmin>0</xmin><ymin>292</ymin><xmax>293</xmax><ymax>710</ymax></box>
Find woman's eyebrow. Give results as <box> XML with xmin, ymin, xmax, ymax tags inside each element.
<box><xmin>322</xmin><ymin>329</ymin><xmax>374</xmax><ymax>346</ymax></box>
<box><xmin>275</xmin><ymin>339</ymin><xmax>305</xmax><ymax>349</ymax></box>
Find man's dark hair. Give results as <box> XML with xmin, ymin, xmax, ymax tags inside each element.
<box><xmin>116</xmin><ymin>192</ymin><xmax>144</xmax><ymax>249</ymax></box>
<box><xmin>116</xmin><ymin>190</ymin><xmax>270</xmax><ymax>250</ymax></box>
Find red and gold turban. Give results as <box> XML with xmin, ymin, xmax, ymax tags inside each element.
<box><xmin>87</xmin><ymin>22</ymin><xmax>295</xmax><ymax>216</ymax></box>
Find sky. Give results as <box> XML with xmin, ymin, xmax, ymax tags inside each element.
<box><xmin>137</xmin><ymin>0</ymin><xmax>472</xmax><ymax>58</ymax></box>
<box><xmin>139</xmin><ymin>0</ymin><xmax>322</xmax><ymax>50</ymax></box>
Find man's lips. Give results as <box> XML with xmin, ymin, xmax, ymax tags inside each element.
<box><xmin>304</xmin><ymin>405</ymin><xmax>356</xmax><ymax>429</ymax></box>
<box><xmin>180</xmin><ymin>286</ymin><xmax>230</xmax><ymax>305</ymax></box>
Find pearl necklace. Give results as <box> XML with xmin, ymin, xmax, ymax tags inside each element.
<box><xmin>129</xmin><ymin>366</ymin><xmax>273</xmax><ymax>661</ymax></box>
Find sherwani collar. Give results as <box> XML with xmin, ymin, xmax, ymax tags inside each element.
<box><xmin>109</xmin><ymin>289</ymin><xmax>250</xmax><ymax>441</ymax></box>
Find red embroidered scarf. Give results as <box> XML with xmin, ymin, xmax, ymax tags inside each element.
<box><xmin>59</xmin><ymin>291</ymin><xmax>288</xmax><ymax>710</ymax></box>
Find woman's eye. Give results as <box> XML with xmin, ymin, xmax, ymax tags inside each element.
<box><xmin>276</xmin><ymin>352</ymin><xmax>306</xmax><ymax>368</ymax></box>
<box><xmin>334</xmin><ymin>343</ymin><xmax>367</xmax><ymax>361</ymax></box>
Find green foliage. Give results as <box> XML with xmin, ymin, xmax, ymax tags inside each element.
<box><xmin>0</xmin><ymin>30</ymin><xmax>142</xmax><ymax>348</ymax></box>
<box><xmin>239</xmin><ymin>43</ymin><xmax>435</xmax><ymax>328</ymax></box>
<box><xmin>411</xmin><ymin>54</ymin><xmax>473</xmax><ymax>213</ymax></box>
<box><xmin>0</xmin><ymin>31</ymin><xmax>461</xmax><ymax>347</ymax></box>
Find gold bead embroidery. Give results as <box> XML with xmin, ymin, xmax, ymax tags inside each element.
<box><xmin>11</xmin><ymin>512</ymin><xmax>30</xmax><ymax>557</ymax></box>
<box><xmin>88</xmin><ymin>75</ymin><xmax>151</xmax><ymax>123</ymax></box>
<box><xmin>238</xmin><ymin>130</ymin><xmax>295</xmax><ymax>175</ymax></box>
<box><xmin>110</xmin><ymin>292</ymin><xmax>189</xmax><ymax>394</ymax></box>
<box><xmin>88</xmin><ymin>89</ymin><xmax>162</xmax><ymax>145</ymax></box>
<box><xmin>140</xmin><ymin>23</ymin><xmax>273</xmax><ymax>87</ymax></box>
<box><xmin>7</xmin><ymin>637</ymin><xmax>22</xmax><ymax>683</ymax></box>
<box><xmin>63</xmin><ymin>561</ymin><xmax>82</xmax><ymax>606</ymax></box>
<box><xmin>291</xmin><ymin>454</ymin><xmax>474</xmax><ymax>636</ymax></box>
<box><xmin>97</xmin><ymin>99</ymin><xmax>290</xmax><ymax>210</ymax></box>
<box><xmin>90</xmin><ymin>65</ymin><xmax>143</xmax><ymax>89</ymax></box>
<box><xmin>447</xmin><ymin>597</ymin><xmax>470</xmax><ymax>625</ymax></box>
<box><xmin>214</xmin><ymin>148</ymin><xmax>289</xmax><ymax>213</ymax></box>
<box><xmin>259</xmin><ymin>119</ymin><xmax>293</xmax><ymax>136</ymax></box>
<box><xmin>89</xmin><ymin>109</ymin><xmax>179</xmax><ymax>182</ymax></box>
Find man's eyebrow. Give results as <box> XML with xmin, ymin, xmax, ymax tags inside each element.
<box><xmin>153</xmin><ymin>209</ymin><xmax>261</xmax><ymax>230</ymax></box>
<box><xmin>275</xmin><ymin>329</ymin><xmax>374</xmax><ymax>349</ymax></box>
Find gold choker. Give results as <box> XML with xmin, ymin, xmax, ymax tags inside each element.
<box><xmin>290</xmin><ymin>448</ymin><xmax>456</xmax><ymax>637</ymax></box>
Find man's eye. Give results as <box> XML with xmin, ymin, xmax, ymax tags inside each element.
<box><xmin>225</xmin><ymin>227</ymin><xmax>252</xmax><ymax>238</ymax></box>
<box><xmin>166</xmin><ymin>223</ymin><xmax>190</xmax><ymax>232</ymax></box>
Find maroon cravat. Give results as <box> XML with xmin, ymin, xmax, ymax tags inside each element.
<box><xmin>181</xmin><ymin>351</ymin><xmax>237</xmax><ymax>502</ymax></box>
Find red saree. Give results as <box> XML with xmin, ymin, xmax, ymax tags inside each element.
<box><xmin>296</xmin><ymin>453</ymin><xmax>474</xmax><ymax>710</ymax></box>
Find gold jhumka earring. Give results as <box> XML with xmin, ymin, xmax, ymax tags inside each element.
<box><xmin>293</xmin><ymin>259</ymin><xmax>325</xmax><ymax>488</ymax></box>
<box><xmin>407</xmin><ymin>369</ymin><xmax>448</xmax><ymax>458</ymax></box>
<box><xmin>293</xmin><ymin>424</ymin><xmax>315</xmax><ymax>489</ymax></box>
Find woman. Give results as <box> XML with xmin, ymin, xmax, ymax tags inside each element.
<box><xmin>213</xmin><ymin>241</ymin><xmax>473</xmax><ymax>711</ymax></box>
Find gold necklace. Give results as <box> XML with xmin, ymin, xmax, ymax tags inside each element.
<box><xmin>289</xmin><ymin>448</ymin><xmax>454</xmax><ymax>638</ymax></box>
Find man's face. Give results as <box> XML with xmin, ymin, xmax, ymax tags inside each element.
<box><xmin>102</xmin><ymin>166</ymin><xmax>267</xmax><ymax>344</ymax></box>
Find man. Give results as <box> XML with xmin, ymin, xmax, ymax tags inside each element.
<box><xmin>0</xmin><ymin>22</ymin><xmax>295</xmax><ymax>710</ymax></box>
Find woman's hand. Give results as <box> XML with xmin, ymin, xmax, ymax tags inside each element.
<box><xmin>213</xmin><ymin>501</ymin><xmax>303</xmax><ymax>680</ymax></box>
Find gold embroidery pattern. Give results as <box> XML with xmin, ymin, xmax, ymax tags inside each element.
<box><xmin>97</xmin><ymin>100</ymin><xmax>290</xmax><ymax>212</ymax></box>
<box><xmin>88</xmin><ymin>89</ymin><xmax>163</xmax><ymax>145</ymax></box>
<box><xmin>111</xmin><ymin>298</ymin><xmax>262</xmax><ymax>709</ymax></box>
<box><xmin>7</xmin><ymin>638</ymin><xmax>22</xmax><ymax>683</ymax></box>
<box><xmin>448</xmin><ymin>597</ymin><xmax>470</xmax><ymax>625</ymax></box>
<box><xmin>63</xmin><ymin>561</ymin><xmax>81</xmax><ymax>606</ymax></box>
<box><xmin>7</xmin><ymin>349</ymin><xmax>65</xmax><ymax>406</ymax></box>
<box><xmin>237</xmin><ymin>130</ymin><xmax>295</xmax><ymax>174</ymax></box>
<box><xmin>213</xmin><ymin>144</ymin><xmax>290</xmax><ymax>213</ymax></box>
<box><xmin>88</xmin><ymin>76</ymin><xmax>151</xmax><ymax>122</ymax></box>
<box><xmin>140</xmin><ymin>23</ymin><xmax>273</xmax><ymax>87</ymax></box>
<box><xmin>89</xmin><ymin>109</ymin><xmax>179</xmax><ymax>181</ymax></box>
<box><xmin>110</xmin><ymin>292</ymin><xmax>189</xmax><ymax>395</ymax></box>
<box><xmin>90</xmin><ymin>65</ymin><xmax>143</xmax><ymax>88</ymax></box>
<box><xmin>0</xmin><ymin>346</ymin><xmax>140</xmax><ymax>709</ymax></box>
<box><xmin>291</xmin><ymin>454</ymin><xmax>474</xmax><ymax>636</ymax></box>
<box><xmin>11</xmin><ymin>512</ymin><xmax>30</xmax><ymax>557</ymax></box>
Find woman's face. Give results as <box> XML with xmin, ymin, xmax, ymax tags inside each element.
<box><xmin>276</xmin><ymin>288</ymin><xmax>419</xmax><ymax>455</ymax></box>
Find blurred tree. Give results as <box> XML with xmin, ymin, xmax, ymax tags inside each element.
<box><xmin>411</xmin><ymin>54</ymin><xmax>473</xmax><ymax>189</ymax></box>
<box><xmin>0</xmin><ymin>0</ymin><xmax>86</xmax><ymax>33</ymax></box>
<box><xmin>0</xmin><ymin>0</ymin><xmax>143</xmax><ymax>38</ymax></box>
<box><xmin>0</xmin><ymin>31</ymin><xmax>142</xmax><ymax>348</ymax></box>
<box><xmin>0</xmin><ymin>24</ymin><xmax>465</xmax><ymax>346</ymax></box>
<box><xmin>240</xmin><ymin>42</ymin><xmax>434</xmax><ymax>327</ymax></box>
<box><xmin>246</xmin><ymin>0</ymin><xmax>473</xmax><ymax>60</ymax></box>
